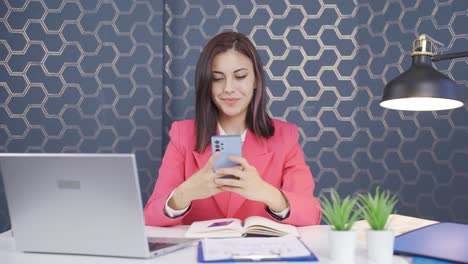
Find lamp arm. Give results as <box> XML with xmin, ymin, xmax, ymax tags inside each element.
<box><xmin>431</xmin><ymin>51</ymin><xmax>468</xmax><ymax>62</ymax></box>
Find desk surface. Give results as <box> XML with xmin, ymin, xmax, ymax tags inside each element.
<box><xmin>0</xmin><ymin>214</ymin><xmax>437</xmax><ymax>264</ymax></box>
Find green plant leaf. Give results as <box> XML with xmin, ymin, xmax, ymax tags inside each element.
<box><xmin>319</xmin><ymin>190</ymin><xmax>360</xmax><ymax>231</ymax></box>
<box><xmin>358</xmin><ymin>187</ymin><xmax>398</xmax><ymax>230</ymax></box>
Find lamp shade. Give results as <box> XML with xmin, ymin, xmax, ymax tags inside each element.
<box><xmin>380</xmin><ymin>55</ymin><xmax>463</xmax><ymax>111</ymax></box>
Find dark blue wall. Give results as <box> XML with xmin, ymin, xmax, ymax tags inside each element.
<box><xmin>1</xmin><ymin>0</ymin><xmax>467</xmax><ymax>232</ymax></box>
<box><xmin>0</xmin><ymin>0</ymin><xmax>164</xmax><ymax>231</ymax></box>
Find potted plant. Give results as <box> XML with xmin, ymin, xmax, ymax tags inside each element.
<box><xmin>320</xmin><ymin>190</ymin><xmax>360</xmax><ymax>263</ymax></box>
<box><xmin>358</xmin><ymin>187</ymin><xmax>398</xmax><ymax>264</ymax></box>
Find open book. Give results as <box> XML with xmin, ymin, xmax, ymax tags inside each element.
<box><xmin>185</xmin><ymin>216</ymin><xmax>299</xmax><ymax>238</ymax></box>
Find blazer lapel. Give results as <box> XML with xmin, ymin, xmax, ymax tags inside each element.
<box><xmin>192</xmin><ymin>148</ymin><xmax>211</xmax><ymax>172</ymax></box>
<box><xmin>227</xmin><ymin>129</ymin><xmax>273</xmax><ymax>217</ymax></box>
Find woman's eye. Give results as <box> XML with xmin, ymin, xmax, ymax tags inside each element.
<box><xmin>212</xmin><ymin>77</ymin><xmax>223</xmax><ymax>81</ymax></box>
<box><xmin>236</xmin><ymin>75</ymin><xmax>247</xmax><ymax>80</ymax></box>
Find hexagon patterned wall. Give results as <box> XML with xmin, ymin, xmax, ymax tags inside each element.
<box><xmin>0</xmin><ymin>0</ymin><xmax>164</xmax><ymax>232</ymax></box>
<box><xmin>1</xmin><ymin>0</ymin><xmax>467</xmax><ymax>232</ymax></box>
<box><xmin>163</xmin><ymin>0</ymin><xmax>468</xmax><ymax>224</ymax></box>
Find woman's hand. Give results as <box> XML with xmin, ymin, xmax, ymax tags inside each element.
<box><xmin>168</xmin><ymin>152</ymin><xmax>223</xmax><ymax>210</ymax></box>
<box><xmin>214</xmin><ymin>156</ymin><xmax>288</xmax><ymax>212</ymax></box>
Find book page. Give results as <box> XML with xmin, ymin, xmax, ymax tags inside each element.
<box><xmin>185</xmin><ymin>218</ymin><xmax>243</xmax><ymax>238</ymax></box>
<box><xmin>243</xmin><ymin>216</ymin><xmax>299</xmax><ymax>236</ymax></box>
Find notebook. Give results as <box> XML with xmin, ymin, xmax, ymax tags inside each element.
<box><xmin>185</xmin><ymin>216</ymin><xmax>299</xmax><ymax>238</ymax></box>
<box><xmin>394</xmin><ymin>222</ymin><xmax>468</xmax><ymax>264</ymax></box>
<box><xmin>197</xmin><ymin>235</ymin><xmax>318</xmax><ymax>262</ymax></box>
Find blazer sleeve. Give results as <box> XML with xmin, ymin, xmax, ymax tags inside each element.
<box><xmin>277</xmin><ymin>125</ymin><xmax>321</xmax><ymax>226</ymax></box>
<box><xmin>144</xmin><ymin>122</ymin><xmax>193</xmax><ymax>226</ymax></box>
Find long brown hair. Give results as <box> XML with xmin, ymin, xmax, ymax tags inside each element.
<box><xmin>195</xmin><ymin>32</ymin><xmax>274</xmax><ymax>153</ymax></box>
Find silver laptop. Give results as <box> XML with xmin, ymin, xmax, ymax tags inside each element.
<box><xmin>0</xmin><ymin>153</ymin><xmax>195</xmax><ymax>258</ymax></box>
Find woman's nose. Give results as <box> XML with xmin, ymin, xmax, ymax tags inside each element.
<box><xmin>223</xmin><ymin>78</ymin><xmax>235</xmax><ymax>93</ymax></box>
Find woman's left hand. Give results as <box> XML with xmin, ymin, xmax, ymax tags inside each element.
<box><xmin>214</xmin><ymin>156</ymin><xmax>288</xmax><ymax>212</ymax></box>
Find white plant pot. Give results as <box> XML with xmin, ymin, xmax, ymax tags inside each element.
<box><xmin>329</xmin><ymin>229</ymin><xmax>356</xmax><ymax>263</ymax></box>
<box><xmin>367</xmin><ymin>229</ymin><xmax>395</xmax><ymax>264</ymax></box>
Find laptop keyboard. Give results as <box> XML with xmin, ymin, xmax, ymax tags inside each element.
<box><xmin>148</xmin><ymin>242</ymin><xmax>177</xmax><ymax>251</ymax></box>
<box><xmin>147</xmin><ymin>237</ymin><xmax>196</xmax><ymax>252</ymax></box>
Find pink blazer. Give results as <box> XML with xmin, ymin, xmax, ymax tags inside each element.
<box><xmin>144</xmin><ymin>119</ymin><xmax>321</xmax><ymax>227</ymax></box>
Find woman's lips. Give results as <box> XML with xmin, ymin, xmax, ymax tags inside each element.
<box><xmin>223</xmin><ymin>98</ymin><xmax>239</xmax><ymax>106</ymax></box>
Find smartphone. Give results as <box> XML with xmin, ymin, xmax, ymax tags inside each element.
<box><xmin>211</xmin><ymin>135</ymin><xmax>242</xmax><ymax>174</ymax></box>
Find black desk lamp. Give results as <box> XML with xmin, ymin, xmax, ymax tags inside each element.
<box><xmin>380</xmin><ymin>35</ymin><xmax>468</xmax><ymax>111</ymax></box>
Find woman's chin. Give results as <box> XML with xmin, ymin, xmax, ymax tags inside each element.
<box><xmin>219</xmin><ymin>109</ymin><xmax>246</xmax><ymax>119</ymax></box>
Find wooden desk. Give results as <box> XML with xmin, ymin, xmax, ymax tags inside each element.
<box><xmin>0</xmin><ymin>214</ymin><xmax>437</xmax><ymax>263</ymax></box>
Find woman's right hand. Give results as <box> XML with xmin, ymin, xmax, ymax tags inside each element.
<box><xmin>168</xmin><ymin>152</ymin><xmax>222</xmax><ymax>210</ymax></box>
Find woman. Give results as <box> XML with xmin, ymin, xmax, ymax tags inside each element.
<box><xmin>144</xmin><ymin>32</ymin><xmax>321</xmax><ymax>227</ymax></box>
